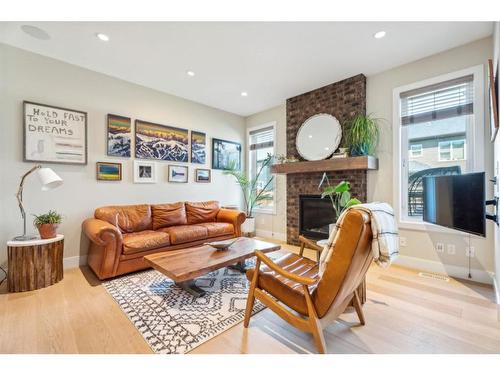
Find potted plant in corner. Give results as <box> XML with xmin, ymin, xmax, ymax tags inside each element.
<box><xmin>345</xmin><ymin>113</ymin><xmax>380</xmax><ymax>156</ymax></box>
<box><xmin>33</xmin><ymin>210</ymin><xmax>62</xmax><ymax>239</ymax></box>
<box><xmin>319</xmin><ymin>174</ymin><xmax>361</xmax><ymax>233</ymax></box>
<box><xmin>223</xmin><ymin>154</ymin><xmax>274</xmax><ymax>235</ymax></box>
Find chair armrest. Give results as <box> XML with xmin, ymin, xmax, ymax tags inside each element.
<box><xmin>255</xmin><ymin>250</ymin><xmax>318</xmax><ymax>286</ymax></box>
<box><xmin>82</xmin><ymin>218</ymin><xmax>122</xmax><ymax>246</ymax></box>
<box><xmin>216</xmin><ymin>208</ymin><xmax>246</xmax><ymax>235</ymax></box>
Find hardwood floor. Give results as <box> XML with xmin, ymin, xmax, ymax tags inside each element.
<box><xmin>0</xmin><ymin>242</ymin><xmax>499</xmax><ymax>354</ymax></box>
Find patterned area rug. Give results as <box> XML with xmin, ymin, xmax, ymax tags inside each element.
<box><xmin>103</xmin><ymin>262</ymin><xmax>267</xmax><ymax>354</ymax></box>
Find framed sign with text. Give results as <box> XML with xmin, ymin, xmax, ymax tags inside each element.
<box><xmin>23</xmin><ymin>101</ymin><xmax>88</xmax><ymax>165</ymax></box>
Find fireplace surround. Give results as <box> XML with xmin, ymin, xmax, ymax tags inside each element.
<box><xmin>286</xmin><ymin>74</ymin><xmax>367</xmax><ymax>245</ymax></box>
<box><xmin>299</xmin><ymin>195</ymin><xmax>335</xmax><ymax>240</ymax></box>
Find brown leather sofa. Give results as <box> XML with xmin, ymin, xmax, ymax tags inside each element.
<box><xmin>82</xmin><ymin>201</ymin><xmax>246</xmax><ymax>280</ymax></box>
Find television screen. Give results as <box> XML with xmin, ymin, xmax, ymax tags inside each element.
<box><xmin>422</xmin><ymin>172</ymin><xmax>485</xmax><ymax>237</ymax></box>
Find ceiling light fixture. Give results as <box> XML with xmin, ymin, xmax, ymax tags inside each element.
<box><xmin>374</xmin><ymin>31</ymin><xmax>386</xmax><ymax>39</ymax></box>
<box><xmin>96</xmin><ymin>33</ymin><xmax>110</xmax><ymax>42</ymax></box>
<box><xmin>186</xmin><ymin>70</ymin><xmax>195</xmax><ymax>77</ymax></box>
<box><xmin>241</xmin><ymin>92</ymin><xmax>248</xmax><ymax>97</ymax></box>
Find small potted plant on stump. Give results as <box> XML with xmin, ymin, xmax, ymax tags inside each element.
<box><xmin>33</xmin><ymin>210</ymin><xmax>62</xmax><ymax>239</ymax></box>
<box><xmin>223</xmin><ymin>154</ymin><xmax>274</xmax><ymax>236</ymax></box>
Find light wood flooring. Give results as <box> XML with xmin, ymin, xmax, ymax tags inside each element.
<box><xmin>0</xmin><ymin>242</ymin><xmax>499</xmax><ymax>354</ymax></box>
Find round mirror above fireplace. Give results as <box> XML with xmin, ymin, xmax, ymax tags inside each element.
<box><xmin>295</xmin><ymin>113</ymin><xmax>342</xmax><ymax>161</ymax></box>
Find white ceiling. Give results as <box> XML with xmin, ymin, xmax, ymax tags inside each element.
<box><xmin>0</xmin><ymin>22</ymin><xmax>493</xmax><ymax>116</ymax></box>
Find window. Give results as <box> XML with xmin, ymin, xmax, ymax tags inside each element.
<box><xmin>248</xmin><ymin>123</ymin><xmax>276</xmax><ymax>213</ymax></box>
<box><xmin>438</xmin><ymin>140</ymin><xmax>466</xmax><ymax>161</ymax></box>
<box><xmin>409</xmin><ymin>144</ymin><xmax>423</xmax><ymax>157</ymax></box>
<box><xmin>393</xmin><ymin>66</ymin><xmax>484</xmax><ymax>228</ymax></box>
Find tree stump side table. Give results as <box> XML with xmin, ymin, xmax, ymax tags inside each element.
<box><xmin>7</xmin><ymin>235</ymin><xmax>64</xmax><ymax>292</ymax></box>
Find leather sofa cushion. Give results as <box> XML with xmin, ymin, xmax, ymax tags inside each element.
<box><xmin>185</xmin><ymin>201</ymin><xmax>219</xmax><ymax>224</ymax></box>
<box><xmin>198</xmin><ymin>222</ymin><xmax>234</xmax><ymax>238</ymax></box>
<box><xmin>95</xmin><ymin>204</ymin><xmax>152</xmax><ymax>233</ymax></box>
<box><xmin>152</xmin><ymin>202</ymin><xmax>187</xmax><ymax>229</ymax></box>
<box><xmin>246</xmin><ymin>253</ymin><xmax>319</xmax><ymax>316</ymax></box>
<box><xmin>122</xmin><ymin>230</ymin><xmax>170</xmax><ymax>254</ymax></box>
<box><xmin>159</xmin><ymin>224</ymin><xmax>208</xmax><ymax>245</ymax></box>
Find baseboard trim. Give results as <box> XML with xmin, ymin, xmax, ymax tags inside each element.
<box><xmin>393</xmin><ymin>255</ymin><xmax>494</xmax><ymax>285</ymax></box>
<box><xmin>63</xmin><ymin>255</ymin><xmax>87</xmax><ymax>270</ymax></box>
<box><xmin>255</xmin><ymin>229</ymin><xmax>286</xmax><ymax>242</ymax></box>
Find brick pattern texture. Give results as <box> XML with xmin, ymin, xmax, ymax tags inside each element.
<box><xmin>286</xmin><ymin>74</ymin><xmax>367</xmax><ymax>245</ymax></box>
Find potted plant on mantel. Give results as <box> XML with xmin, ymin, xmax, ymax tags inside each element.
<box><xmin>345</xmin><ymin>113</ymin><xmax>380</xmax><ymax>156</ymax></box>
<box><xmin>223</xmin><ymin>154</ymin><xmax>274</xmax><ymax>235</ymax></box>
<box><xmin>33</xmin><ymin>210</ymin><xmax>62</xmax><ymax>239</ymax></box>
<box><xmin>319</xmin><ymin>173</ymin><xmax>361</xmax><ymax>233</ymax></box>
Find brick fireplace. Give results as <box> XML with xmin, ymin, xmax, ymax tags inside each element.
<box><xmin>286</xmin><ymin>74</ymin><xmax>367</xmax><ymax>245</ymax></box>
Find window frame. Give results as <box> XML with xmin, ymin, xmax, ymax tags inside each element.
<box><xmin>247</xmin><ymin>121</ymin><xmax>277</xmax><ymax>215</ymax></box>
<box><xmin>392</xmin><ymin>65</ymin><xmax>485</xmax><ymax>233</ymax></box>
<box><xmin>438</xmin><ymin>139</ymin><xmax>466</xmax><ymax>162</ymax></box>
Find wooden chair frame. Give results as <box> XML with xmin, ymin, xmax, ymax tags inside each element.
<box><xmin>244</xmin><ymin>250</ymin><xmax>365</xmax><ymax>354</ymax></box>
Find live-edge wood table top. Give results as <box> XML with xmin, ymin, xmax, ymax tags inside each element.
<box><xmin>144</xmin><ymin>237</ymin><xmax>280</xmax><ymax>282</ymax></box>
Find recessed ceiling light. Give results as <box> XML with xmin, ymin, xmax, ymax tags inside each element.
<box><xmin>325</xmin><ymin>147</ymin><xmax>330</xmax><ymax>150</ymax></box>
<box><xmin>21</xmin><ymin>25</ymin><xmax>50</xmax><ymax>40</ymax></box>
<box><xmin>96</xmin><ymin>33</ymin><xmax>110</xmax><ymax>42</ymax></box>
<box><xmin>186</xmin><ymin>70</ymin><xmax>195</xmax><ymax>77</ymax></box>
<box><xmin>374</xmin><ymin>31</ymin><xmax>386</xmax><ymax>39</ymax></box>
<box><xmin>241</xmin><ymin>92</ymin><xmax>248</xmax><ymax>97</ymax></box>
<box><xmin>308</xmin><ymin>135</ymin><xmax>313</xmax><ymax>139</ymax></box>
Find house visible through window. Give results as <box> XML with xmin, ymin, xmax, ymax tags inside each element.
<box><xmin>398</xmin><ymin>72</ymin><xmax>478</xmax><ymax>220</ymax></box>
<box><xmin>248</xmin><ymin>123</ymin><xmax>275</xmax><ymax>213</ymax></box>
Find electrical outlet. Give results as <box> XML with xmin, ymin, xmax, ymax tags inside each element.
<box><xmin>399</xmin><ymin>237</ymin><xmax>407</xmax><ymax>247</ymax></box>
<box><xmin>447</xmin><ymin>244</ymin><xmax>456</xmax><ymax>255</ymax></box>
<box><xmin>466</xmin><ymin>246</ymin><xmax>475</xmax><ymax>258</ymax></box>
<box><xmin>436</xmin><ymin>242</ymin><xmax>444</xmax><ymax>253</ymax></box>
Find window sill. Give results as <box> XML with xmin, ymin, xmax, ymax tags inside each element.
<box><xmin>399</xmin><ymin>219</ymin><xmax>472</xmax><ymax>236</ymax></box>
<box><xmin>252</xmin><ymin>208</ymin><xmax>277</xmax><ymax>216</ymax></box>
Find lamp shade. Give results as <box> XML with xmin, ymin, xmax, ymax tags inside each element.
<box><xmin>36</xmin><ymin>167</ymin><xmax>63</xmax><ymax>191</ymax></box>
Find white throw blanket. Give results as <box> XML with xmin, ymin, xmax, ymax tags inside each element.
<box><xmin>319</xmin><ymin>202</ymin><xmax>399</xmax><ymax>276</ymax></box>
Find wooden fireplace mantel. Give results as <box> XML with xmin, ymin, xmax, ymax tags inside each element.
<box><xmin>271</xmin><ymin>156</ymin><xmax>378</xmax><ymax>174</ymax></box>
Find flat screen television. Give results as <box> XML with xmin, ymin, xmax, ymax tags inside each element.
<box><xmin>422</xmin><ymin>172</ymin><xmax>485</xmax><ymax>237</ymax></box>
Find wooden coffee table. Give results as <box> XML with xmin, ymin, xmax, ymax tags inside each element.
<box><xmin>144</xmin><ymin>237</ymin><xmax>281</xmax><ymax>297</ymax></box>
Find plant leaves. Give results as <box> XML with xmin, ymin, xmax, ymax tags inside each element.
<box><xmin>340</xmin><ymin>191</ymin><xmax>351</xmax><ymax>206</ymax></box>
<box><xmin>333</xmin><ymin>181</ymin><xmax>350</xmax><ymax>193</ymax></box>
<box><xmin>345</xmin><ymin>198</ymin><xmax>362</xmax><ymax>208</ymax></box>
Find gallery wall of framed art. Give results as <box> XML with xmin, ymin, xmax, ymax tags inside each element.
<box><xmin>212</xmin><ymin>138</ymin><xmax>241</xmax><ymax>170</ymax></box>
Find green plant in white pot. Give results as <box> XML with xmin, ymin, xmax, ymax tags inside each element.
<box><xmin>223</xmin><ymin>154</ymin><xmax>274</xmax><ymax>235</ymax></box>
<box><xmin>345</xmin><ymin>113</ymin><xmax>380</xmax><ymax>156</ymax></box>
<box><xmin>319</xmin><ymin>173</ymin><xmax>361</xmax><ymax>233</ymax></box>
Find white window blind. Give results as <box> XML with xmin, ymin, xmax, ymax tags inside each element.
<box><xmin>249</xmin><ymin>126</ymin><xmax>274</xmax><ymax>151</ymax></box>
<box><xmin>400</xmin><ymin>75</ymin><xmax>473</xmax><ymax>126</ymax></box>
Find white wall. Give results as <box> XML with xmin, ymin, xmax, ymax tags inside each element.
<box><xmin>367</xmin><ymin>37</ymin><xmax>494</xmax><ymax>282</ymax></box>
<box><xmin>245</xmin><ymin>105</ymin><xmax>287</xmax><ymax>241</ymax></box>
<box><xmin>248</xmin><ymin>37</ymin><xmax>495</xmax><ymax>283</ymax></box>
<box><xmin>492</xmin><ymin>23</ymin><xmax>500</xmax><ymax>295</ymax></box>
<box><xmin>0</xmin><ymin>44</ymin><xmax>245</xmax><ymax>266</ymax></box>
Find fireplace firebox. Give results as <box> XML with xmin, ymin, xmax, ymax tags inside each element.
<box><xmin>299</xmin><ymin>195</ymin><xmax>335</xmax><ymax>240</ymax></box>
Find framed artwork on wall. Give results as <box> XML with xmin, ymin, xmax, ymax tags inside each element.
<box><xmin>195</xmin><ymin>168</ymin><xmax>211</xmax><ymax>183</ymax></box>
<box><xmin>134</xmin><ymin>160</ymin><xmax>157</xmax><ymax>183</ymax></box>
<box><xmin>191</xmin><ymin>131</ymin><xmax>207</xmax><ymax>164</ymax></box>
<box><xmin>168</xmin><ymin>165</ymin><xmax>189</xmax><ymax>183</ymax></box>
<box><xmin>488</xmin><ymin>59</ymin><xmax>499</xmax><ymax>142</ymax></box>
<box><xmin>23</xmin><ymin>101</ymin><xmax>88</xmax><ymax>165</ymax></box>
<box><xmin>107</xmin><ymin>114</ymin><xmax>131</xmax><ymax>157</ymax></box>
<box><xmin>96</xmin><ymin>162</ymin><xmax>122</xmax><ymax>181</ymax></box>
<box><xmin>212</xmin><ymin>138</ymin><xmax>241</xmax><ymax>170</ymax></box>
<box><xmin>135</xmin><ymin>120</ymin><xmax>189</xmax><ymax>162</ymax></box>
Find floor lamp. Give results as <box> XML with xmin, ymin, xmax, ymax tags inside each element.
<box><xmin>14</xmin><ymin>165</ymin><xmax>63</xmax><ymax>241</ymax></box>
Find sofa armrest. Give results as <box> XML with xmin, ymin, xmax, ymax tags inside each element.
<box><xmin>82</xmin><ymin>218</ymin><xmax>123</xmax><ymax>246</ymax></box>
<box><xmin>83</xmin><ymin>218</ymin><xmax>123</xmax><ymax>279</ymax></box>
<box><xmin>217</xmin><ymin>208</ymin><xmax>246</xmax><ymax>236</ymax></box>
